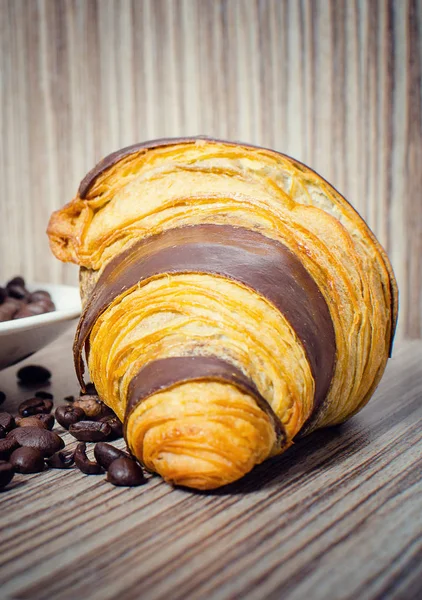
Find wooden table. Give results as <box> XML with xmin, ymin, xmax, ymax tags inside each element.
<box><xmin>0</xmin><ymin>331</ymin><xmax>421</xmax><ymax>600</ymax></box>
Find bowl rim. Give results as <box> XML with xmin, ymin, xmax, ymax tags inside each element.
<box><xmin>0</xmin><ymin>282</ymin><xmax>81</xmax><ymax>336</ymax></box>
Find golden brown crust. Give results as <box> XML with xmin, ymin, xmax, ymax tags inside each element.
<box><xmin>47</xmin><ymin>138</ymin><xmax>397</xmax><ymax>350</ymax></box>
<box><xmin>47</xmin><ymin>137</ymin><xmax>398</xmax><ymax>489</ymax></box>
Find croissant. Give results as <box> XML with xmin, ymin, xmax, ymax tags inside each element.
<box><xmin>47</xmin><ymin>137</ymin><xmax>398</xmax><ymax>490</ymax></box>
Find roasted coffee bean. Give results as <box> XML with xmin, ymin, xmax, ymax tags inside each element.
<box><xmin>10</xmin><ymin>447</ymin><xmax>45</xmax><ymax>474</ymax></box>
<box><xmin>64</xmin><ymin>395</ymin><xmax>75</xmax><ymax>403</ymax></box>
<box><xmin>0</xmin><ymin>425</ymin><xmax>6</xmax><ymax>439</ymax></box>
<box><xmin>0</xmin><ymin>297</ymin><xmax>24</xmax><ymax>321</ymax></box>
<box><xmin>0</xmin><ymin>461</ymin><xmax>14</xmax><ymax>489</ymax></box>
<box><xmin>40</xmin><ymin>414</ymin><xmax>55</xmax><ymax>430</ymax></box>
<box><xmin>73</xmin><ymin>395</ymin><xmax>113</xmax><ymax>420</ymax></box>
<box><xmin>8</xmin><ymin>285</ymin><xmax>29</xmax><ymax>301</ymax></box>
<box><xmin>30</xmin><ymin>290</ymin><xmax>52</xmax><ymax>303</ymax></box>
<box><xmin>4</xmin><ymin>296</ymin><xmax>23</xmax><ymax>308</ymax></box>
<box><xmin>94</xmin><ymin>442</ymin><xmax>131</xmax><ymax>470</ymax></box>
<box><xmin>99</xmin><ymin>415</ymin><xmax>123</xmax><ymax>440</ymax></box>
<box><xmin>7</xmin><ymin>287</ymin><xmax>30</xmax><ymax>302</ymax></box>
<box><xmin>14</xmin><ymin>295</ymin><xmax>55</xmax><ymax>319</ymax></box>
<box><xmin>15</xmin><ymin>415</ymin><xmax>49</xmax><ymax>429</ymax></box>
<box><xmin>7</xmin><ymin>427</ymin><xmax>64</xmax><ymax>457</ymax></box>
<box><xmin>35</xmin><ymin>391</ymin><xmax>54</xmax><ymax>400</ymax></box>
<box><xmin>17</xmin><ymin>365</ymin><xmax>51</xmax><ymax>385</ymax></box>
<box><xmin>0</xmin><ymin>412</ymin><xmax>15</xmax><ymax>433</ymax></box>
<box><xmin>14</xmin><ymin>304</ymin><xmax>47</xmax><ymax>319</ymax></box>
<box><xmin>7</xmin><ymin>284</ymin><xmax>28</xmax><ymax>300</ymax></box>
<box><xmin>74</xmin><ymin>442</ymin><xmax>103</xmax><ymax>475</ymax></box>
<box><xmin>55</xmin><ymin>405</ymin><xmax>85</xmax><ymax>429</ymax></box>
<box><xmin>7</xmin><ymin>276</ymin><xmax>25</xmax><ymax>288</ymax></box>
<box><xmin>0</xmin><ymin>391</ymin><xmax>5</xmax><ymax>406</ymax></box>
<box><xmin>32</xmin><ymin>413</ymin><xmax>55</xmax><ymax>430</ymax></box>
<box><xmin>68</xmin><ymin>421</ymin><xmax>112</xmax><ymax>442</ymax></box>
<box><xmin>6</xmin><ymin>277</ymin><xmax>29</xmax><ymax>301</ymax></box>
<box><xmin>107</xmin><ymin>457</ymin><xmax>146</xmax><ymax>487</ymax></box>
<box><xmin>36</xmin><ymin>298</ymin><xmax>55</xmax><ymax>312</ymax></box>
<box><xmin>0</xmin><ymin>437</ymin><xmax>19</xmax><ymax>460</ymax></box>
<box><xmin>0</xmin><ymin>288</ymin><xmax>56</xmax><ymax>321</ymax></box>
<box><xmin>0</xmin><ymin>301</ymin><xmax>19</xmax><ymax>321</ymax></box>
<box><xmin>18</xmin><ymin>397</ymin><xmax>53</xmax><ymax>417</ymax></box>
<box><xmin>46</xmin><ymin>450</ymin><xmax>74</xmax><ymax>469</ymax></box>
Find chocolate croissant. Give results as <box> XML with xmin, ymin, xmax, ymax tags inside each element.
<box><xmin>48</xmin><ymin>137</ymin><xmax>398</xmax><ymax>489</ymax></box>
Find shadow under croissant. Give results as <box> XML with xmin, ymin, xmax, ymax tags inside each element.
<box><xmin>186</xmin><ymin>421</ymin><xmax>372</xmax><ymax>497</ymax></box>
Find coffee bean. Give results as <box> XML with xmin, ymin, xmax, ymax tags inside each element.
<box><xmin>0</xmin><ymin>437</ymin><xmax>19</xmax><ymax>460</ymax></box>
<box><xmin>107</xmin><ymin>457</ymin><xmax>145</xmax><ymax>487</ymax></box>
<box><xmin>0</xmin><ymin>412</ymin><xmax>15</xmax><ymax>433</ymax></box>
<box><xmin>10</xmin><ymin>447</ymin><xmax>45</xmax><ymax>474</ymax></box>
<box><xmin>74</xmin><ymin>442</ymin><xmax>103</xmax><ymax>475</ymax></box>
<box><xmin>18</xmin><ymin>397</ymin><xmax>53</xmax><ymax>417</ymax></box>
<box><xmin>99</xmin><ymin>415</ymin><xmax>123</xmax><ymax>440</ymax></box>
<box><xmin>30</xmin><ymin>290</ymin><xmax>52</xmax><ymax>303</ymax></box>
<box><xmin>0</xmin><ymin>425</ymin><xmax>6</xmax><ymax>439</ymax></box>
<box><xmin>34</xmin><ymin>413</ymin><xmax>55</xmax><ymax>430</ymax></box>
<box><xmin>0</xmin><ymin>461</ymin><xmax>14</xmax><ymax>489</ymax></box>
<box><xmin>7</xmin><ymin>285</ymin><xmax>56</xmax><ymax>319</ymax></box>
<box><xmin>34</xmin><ymin>391</ymin><xmax>54</xmax><ymax>400</ymax></box>
<box><xmin>35</xmin><ymin>298</ymin><xmax>55</xmax><ymax>312</ymax></box>
<box><xmin>0</xmin><ymin>281</ymin><xmax>56</xmax><ymax>323</ymax></box>
<box><xmin>9</xmin><ymin>286</ymin><xmax>30</xmax><ymax>301</ymax></box>
<box><xmin>0</xmin><ymin>391</ymin><xmax>5</xmax><ymax>406</ymax></box>
<box><xmin>8</xmin><ymin>285</ymin><xmax>28</xmax><ymax>300</ymax></box>
<box><xmin>68</xmin><ymin>421</ymin><xmax>112</xmax><ymax>442</ymax></box>
<box><xmin>7</xmin><ymin>276</ymin><xmax>25</xmax><ymax>288</ymax></box>
<box><xmin>55</xmin><ymin>405</ymin><xmax>85</xmax><ymax>429</ymax></box>
<box><xmin>17</xmin><ymin>365</ymin><xmax>51</xmax><ymax>385</ymax></box>
<box><xmin>15</xmin><ymin>415</ymin><xmax>49</xmax><ymax>430</ymax></box>
<box><xmin>14</xmin><ymin>304</ymin><xmax>48</xmax><ymax>319</ymax></box>
<box><xmin>73</xmin><ymin>395</ymin><xmax>113</xmax><ymax>420</ymax></box>
<box><xmin>46</xmin><ymin>451</ymin><xmax>74</xmax><ymax>469</ymax></box>
<box><xmin>0</xmin><ymin>301</ymin><xmax>19</xmax><ymax>321</ymax></box>
<box><xmin>6</xmin><ymin>295</ymin><xmax>24</xmax><ymax>309</ymax></box>
<box><xmin>6</xmin><ymin>277</ymin><xmax>29</xmax><ymax>301</ymax></box>
<box><xmin>94</xmin><ymin>443</ymin><xmax>130</xmax><ymax>470</ymax></box>
<box><xmin>7</xmin><ymin>427</ymin><xmax>64</xmax><ymax>457</ymax></box>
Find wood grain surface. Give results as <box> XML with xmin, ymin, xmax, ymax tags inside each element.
<box><xmin>0</xmin><ymin>0</ymin><xmax>421</xmax><ymax>338</ymax></box>
<box><xmin>0</xmin><ymin>330</ymin><xmax>421</xmax><ymax>600</ymax></box>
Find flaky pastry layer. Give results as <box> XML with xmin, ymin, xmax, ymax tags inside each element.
<box><xmin>47</xmin><ymin>138</ymin><xmax>398</xmax><ymax>488</ymax></box>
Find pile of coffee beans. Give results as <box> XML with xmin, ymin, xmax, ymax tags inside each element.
<box><xmin>0</xmin><ymin>277</ymin><xmax>56</xmax><ymax>322</ymax></box>
<box><xmin>0</xmin><ymin>365</ymin><xmax>147</xmax><ymax>491</ymax></box>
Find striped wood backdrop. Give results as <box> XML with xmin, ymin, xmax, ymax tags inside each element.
<box><xmin>0</xmin><ymin>0</ymin><xmax>421</xmax><ymax>338</ymax></box>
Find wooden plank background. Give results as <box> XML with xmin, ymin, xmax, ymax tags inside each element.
<box><xmin>0</xmin><ymin>0</ymin><xmax>421</xmax><ymax>339</ymax></box>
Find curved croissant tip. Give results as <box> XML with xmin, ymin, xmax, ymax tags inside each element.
<box><xmin>125</xmin><ymin>381</ymin><xmax>277</xmax><ymax>490</ymax></box>
<box><xmin>140</xmin><ymin>419</ymin><xmax>272</xmax><ymax>490</ymax></box>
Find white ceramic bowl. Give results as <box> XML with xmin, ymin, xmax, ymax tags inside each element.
<box><xmin>0</xmin><ymin>283</ymin><xmax>81</xmax><ymax>370</ymax></box>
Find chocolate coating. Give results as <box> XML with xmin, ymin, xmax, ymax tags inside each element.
<box><xmin>125</xmin><ymin>356</ymin><xmax>286</xmax><ymax>448</ymax></box>
<box><xmin>75</xmin><ymin>225</ymin><xmax>336</xmax><ymax>416</ymax></box>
